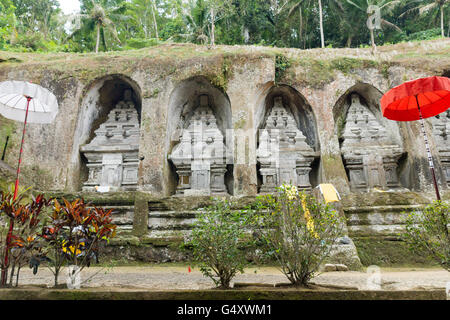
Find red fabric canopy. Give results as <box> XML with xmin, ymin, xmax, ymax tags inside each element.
<box><xmin>380</xmin><ymin>76</ymin><xmax>450</xmax><ymax>121</ymax></box>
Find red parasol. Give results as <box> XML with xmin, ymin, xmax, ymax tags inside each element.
<box><xmin>380</xmin><ymin>76</ymin><xmax>450</xmax><ymax>200</ymax></box>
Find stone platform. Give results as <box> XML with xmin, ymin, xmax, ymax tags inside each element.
<box><xmin>38</xmin><ymin>189</ymin><xmax>449</xmax><ymax>268</ymax></box>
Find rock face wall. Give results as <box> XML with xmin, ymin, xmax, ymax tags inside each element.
<box><xmin>0</xmin><ymin>43</ymin><xmax>448</xmax><ymax>199</ymax></box>
<box><xmin>0</xmin><ymin>41</ymin><xmax>449</xmax><ymax>265</ymax></box>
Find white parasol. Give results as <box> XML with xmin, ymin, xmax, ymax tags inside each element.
<box><xmin>0</xmin><ymin>80</ymin><xmax>58</xmax><ymax>124</ymax></box>
<box><xmin>0</xmin><ymin>80</ymin><xmax>59</xmax><ymax>286</ymax></box>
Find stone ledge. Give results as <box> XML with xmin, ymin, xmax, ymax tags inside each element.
<box><xmin>344</xmin><ymin>204</ymin><xmax>423</xmax><ymax>214</ymax></box>
<box><xmin>40</xmin><ymin>191</ymin><xmax>136</xmax><ymax>205</ymax></box>
<box><xmin>0</xmin><ymin>288</ymin><xmax>445</xmax><ymax>300</ymax></box>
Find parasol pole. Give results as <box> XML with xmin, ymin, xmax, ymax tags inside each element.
<box><xmin>1</xmin><ymin>95</ymin><xmax>31</xmax><ymax>286</ymax></box>
<box><xmin>415</xmin><ymin>94</ymin><xmax>441</xmax><ymax>201</ymax></box>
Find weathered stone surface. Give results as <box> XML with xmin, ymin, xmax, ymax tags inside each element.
<box><xmin>257</xmin><ymin>96</ymin><xmax>318</xmax><ymax>192</ymax></box>
<box><xmin>0</xmin><ymin>41</ymin><xmax>447</xmax><ymax>196</ymax></box>
<box><xmin>340</xmin><ymin>94</ymin><xmax>405</xmax><ymax>192</ymax></box>
<box><xmin>169</xmin><ymin>95</ymin><xmax>228</xmax><ymax>195</ymax></box>
<box><xmin>80</xmin><ymin>89</ymin><xmax>140</xmax><ymax>191</ymax></box>
<box><xmin>1</xmin><ymin>40</ymin><xmax>449</xmax><ymax>265</ymax></box>
<box><xmin>335</xmin><ymin>264</ymin><xmax>349</xmax><ymax>271</ymax></box>
<box><xmin>322</xmin><ymin>264</ymin><xmax>337</xmax><ymax>272</ymax></box>
<box><xmin>432</xmin><ymin>110</ymin><xmax>450</xmax><ymax>186</ymax></box>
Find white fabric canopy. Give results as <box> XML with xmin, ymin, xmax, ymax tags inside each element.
<box><xmin>0</xmin><ymin>80</ymin><xmax>58</xmax><ymax>124</ymax></box>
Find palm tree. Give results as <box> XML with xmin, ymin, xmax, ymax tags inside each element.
<box><xmin>183</xmin><ymin>0</ymin><xmax>210</xmax><ymax>44</ymax></box>
<box><xmin>400</xmin><ymin>0</ymin><xmax>449</xmax><ymax>38</ymax></box>
<box><xmin>346</xmin><ymin>0</ymin><xmax>402</xmax><ymax>52</ymax></box>
<box><xmin>68</xmin><ymin>0</ymin><xmax>128</xmax><ymax>53</ymax></box>
<box><xmin>284</xmin><ymin>0</ymin><xmax>345</xmax><ymax>48</ymax></box>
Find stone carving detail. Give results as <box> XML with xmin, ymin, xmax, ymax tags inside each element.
<box><xmin>169</xmin><ymin>94</ymin><xmax>227</xmax><ymax>195</ymax></box>
<box><xmin>80</xmin><ymin>89</ymin><xmax>140</xmax><ymax>191</ymax></box>
<box><xmin>432</xmin><ymin>110</ymin><xmax>450</xmax><ymax>185</ymax></box>
<box><xmin>341</xmin><ymin>93</ymin><xmax>404</xmax><ymax>191</ymax></box>
<box><xmin>256</xmin><ymin>96</ymin><xmax>319</xmax><ymax>192</ymax></box>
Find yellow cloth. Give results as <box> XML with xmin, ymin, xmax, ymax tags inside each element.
<box><xmin>319</xmin><ymin>184</ymin><xmax>340</xmax><ymax>203</ymax></box>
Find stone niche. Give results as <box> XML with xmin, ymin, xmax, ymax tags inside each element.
<box><xmin>340</xmin><ymin>93</ymin><xmax>405</xmax><ymax>192</ymax></box>
<box><xmin>432</xmin><ymin>109</ymin><xmax>450</xmax><ymax>186</ymax></box>
<box><xmin>256</xmin><ymin>95</ymin><xmax>319</xmax><ymax>192</ymax></box>
<box><xmin>169</xmin><ymin>94</ymin><xmax>228</xmax><ymax>196</ymax></box>
<box><xmin>80</xmin><ymin>89</ymin><xmax>140</xmax><ymax>191</ymax></box>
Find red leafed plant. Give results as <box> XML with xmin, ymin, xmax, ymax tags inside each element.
<box><xmin>0</xmin><ymin>190</ymin><xmax>53</xmax><ymax>287</ymax></box>
<box><xmin>42</xmin><ymin>198</ymin><xmax>117</xmax><ymax>287</ymax></box>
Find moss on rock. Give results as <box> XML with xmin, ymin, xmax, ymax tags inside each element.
<box><xmin>353</xmin><ymin>237</ymin><xmax>438</xmax><ymax>267</ymax></box>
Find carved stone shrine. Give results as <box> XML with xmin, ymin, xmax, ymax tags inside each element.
<box><xmin>432</xmin><ymin>109</ymin><xmax>450</xmax><ymax>186</ymax></box>
<box><xmin>169</xmin><ymin>94</ymin><xmax>227</xmax><ymax>195</ymax></box>
<box><xmin>341</xmin><ymin>94</ymin><xmax>404</xmax><ymax>191</ymax></box>
<box><xmin>80</xmin><ymin>89</ymin><xmax>140</xmax><ymax>191</ymax></box>
<box><xmin>256</xmin><ymin>96</ymin><xmax>318</xmax><ymax>192</ymax></box>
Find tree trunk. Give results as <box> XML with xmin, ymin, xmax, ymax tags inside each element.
<box><xmin>211</xmin><ymin>7</ymin><xmax>215</xmax><ymax>46</ymax></box>
<box><xmin>370</xmin><ymin>28</ymin><xmax>376</xmax><ymax>53</ymax></box>
<box><xmin>95</xmin><ymin>22</ymin><xmax>100</xmax><ymax>53</ymax></box>
<box><xmin>15</xmin><ymin>266</ymin><xmax>20</xmax><ymax>287</ymax></box>
<box><xmin>346</xmin><ymin>34</ymin><xmax>353</xmax><ymax>47</ymax></box>
<box><xmin>243</xmin><ymin>26</ymin><xmax>249</xmax><ymax>44</ymax></box>
<box><xmin>54</xmin><ymin>271</ymin><xmax>58</xmax><ymax>287</ymax></box>
<box><xmin>299</xmin><ymin>7</ymin><xmax>303</xmax><ymax>48</ymax></box>
<box><xmin>448</xmin><ymin>15</ymin><xmax>450</xmax><ymax>37</ymax></box>
<box><xmin>151</xmin><ymin>0</ymin><xmax>159</xmax><ymax>39</ymax></box>
<box><xmin>318</xmin><ymin>0</ymin><xmax>325</xmax><ymax>48</ymax></box>
<box><xmin>441</xmin><ymin>4</ymin><xmax>445</xmax><ymax>38</ymax></box>
<box><xmin>8</xmin><ymin>262</ymin><xmax>14</xmax><ymax>287</ymax></box>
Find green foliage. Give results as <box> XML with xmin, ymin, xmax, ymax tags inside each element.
<box><xmin>275</xmin><ymin>54</ymin><xmax>291</xmax><ymax>83</ymax></box>
<box><xmin>0</xmin><ymin>190</ymin><xmax>53</xmax><ymax>287</ymax></box>
<box><xmin>124</xmin><ymin>37</ymin><xmax>159</xmax><ymax>49</ymax></box>
<box><xmin>0</xmin><ymin>0</ymin><xmax>15</xmax><ymax>49</ymax></box>
<box><xmin>407</xmin><ymin>28</ymin><xmax>442</xmax><ymax>40</ymax></box>
<box><xmin>0</xmin><ymin>190</ymin><xmax>117</xmax><ymax>288</ymax></box>
<box><xmin>403</xmin><ymin>201</ymin><xmax>450</xmax><ymax>271</ymax></box>
<box><xmin>42</xmin><ymin>198</ymin><xmax>117</xmax><ymax>287</ymax></box>
<box><xmin>187</xmin><ymin>199</ymin><xmax>251</xmax><ymax>289</ymax></box>
<box><xmin>0</xmin><ymin>0</ymin><xmax>448</xmax><ymax>52</ymax></box>
<box><xmin>211</xmin><ymin>56</ymin><xmax>233</xmax><ymax>91</ymax></box>
<box><xmin>329</xmin><ymin>57</ymin><xmax>378</xmax><ymax>74</ymax></box>
<box><xmin>248</xmin><ymin>184</ymin><xmax>345</xmax><ymax>286</ymax></box>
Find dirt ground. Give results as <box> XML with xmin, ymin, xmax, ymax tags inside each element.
<box><xmin>13</xmin><ymin>265</ymin><xmax>450</xmax><ymax>291</ymax></box>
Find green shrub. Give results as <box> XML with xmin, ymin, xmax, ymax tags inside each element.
<box><xmin>403</xmin><ymin>201</ymin><xmax>449</xmax><ymax>271</ymax></box>
<box><xmin>275</xmin><ymin>54</ymin><xmax>291</xmax><ymax>83</ymax></box>
<box><xmin>42</xmin><ymin>198</ymin><xmax>117</xmax><ymax>287</ymax></box>
<box><xmin>0</xmin><ymin>190</ymin><xmax>52</xmax><ymax>287</ymax></box>
<box><xmin>407</xmin><ymin>28</ymin><xmax>442</xmax><ymax>41</ymax></box>
<box><xmin>188</xmin><ymin>199</ymin><xmax>250</xmax><ymax>289</ymax></box>
<box><xmin>249</xmin><ymin>184</ymin><xmax>345</xmax><ymax>287</ymax></box>
<box><xmin>124</xmin><ymin>38</ymin><xmax>159</xmax><ymax>49</ymax></box>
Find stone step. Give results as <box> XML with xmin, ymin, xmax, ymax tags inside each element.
<box><xmin>346</xmin><ymin>212</ymin><xmax>409</xmax><ymax>226</ymax></box>
<box><xmin>348</xmin><ymin>224</ymin><xmax>405</xmax><ymax>237</ymax></box>
<box><xmin>148</xmin><ymin>211</ymin><xmax>198</xmax><ymax>218</ymax></box>
<box><xmin>148</xmin><ymin>216</ymin><xmax>197</xmax><ymax>231</ymax></box>
<box><xmin>148</xmin><ymin>201</ymin><xmax>170</xmax><ymax>211</ymax></box>
<box><xmin>344</xmin><ymin>204</ymin><xmax>423</xmax><ymax>214</ymax></box>
<box><xmin>146</xmin><ymin>230</ymin><xmax>188</xmax><ymax>240</ymax></box>
<box><xmin>86</xmin><ymin>205</ymin><xmax>134</xmax><ymax>226</ymax></box>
